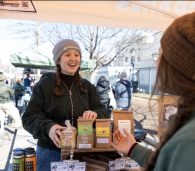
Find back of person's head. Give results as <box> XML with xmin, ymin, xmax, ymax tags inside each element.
<box><xmin>26</xmin><ymin>73</ymin><xmax>30</xmax><ymax>78</ymax></box>
<box><xmin>156</xmin><ymin>12</ymin><xmax>195</xmax><ymax>96</ymax></box>
<box><xmin>147</xmin><ymin>12</ymin><xmax>195</xmax><ymax>171</ymax></box>
<box><xmin>98</xmin><ymin>76</ymin><xmax>106</xmax><ymax>82</ymax></box>
<box><xmin>120</xmin><ymin>71</ymin><xmax>127</xmax><ymax>79</ymax></box>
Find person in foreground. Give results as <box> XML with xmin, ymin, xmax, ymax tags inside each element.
<box><xmin>22</xmin><ymin>39</ymin><xmax>107</xmax><ymax>171</ymax></box>
<box><xmin>111</xmin><ymin>12</ymin><xmax>195</xmax><ymax>171</ymax></box>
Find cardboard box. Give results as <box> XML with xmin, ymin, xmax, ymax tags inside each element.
<box><xmin>77</xmin><ymin>119</ymin><xmax>94</xmax><ymax>149</ymax></box>
<box><xmin>112</xmin><ymin>110</ymin><xmax>134</xmax><ymax>135</ymax></box>
<box><xmin>158</xmin><ymin>95</ymin><xmax>179</xmax><ymax>138</ymax></box>
<box><xmin>95</xmin><ymin>119</ymin><xmax>112</xmax><ymax>148</ymax></box>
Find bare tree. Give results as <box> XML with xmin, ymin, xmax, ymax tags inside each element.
<box><xmin>42</xmin><ymin>24</ymin><xmax>161</xmax><ymax>74</ymax></box>
<box><xmin>5</xmin><ymin>20</ymin><xmax>160</xmax><ymax>74</ymax></box>
<box><xmin>72</xmin><ymin>26</ymin><xmax>159</xmax><ymax>74</ymax></box>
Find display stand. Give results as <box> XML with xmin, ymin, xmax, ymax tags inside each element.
<box><xmin>61</xmin><ymin>147</ymin><xmax>120</xmax><ymax>171</ymax></box>
<box><xmin>61</xmin><ymin>147</ymin><xmax>118</xmax><ymax>160</ymax></box>
<box><xmin>60</xmin><ymin>114</ymin><xmax>141</xmax><ymax>171</ymax></box>
<box><xmin>61</xmin><ymin>148</ymin><xmax>142</xmax><ymax>171</ymax></box>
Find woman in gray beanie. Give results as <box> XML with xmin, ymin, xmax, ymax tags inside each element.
<box><xmin>112</xmin><ymin>12</ymin><xmax>195</xmax><ymax>171</ymax></box>
<box><xmin>22</xmin><ymin>39</ymin><xmax>107</xmax><ymax>171</ymax></box>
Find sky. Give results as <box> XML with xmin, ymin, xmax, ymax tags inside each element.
<box><xmin>0</xmin><ymin>17</ymin><xmax>160</xmax><ymax>77</ymax></box>
<box><xmin>0</xmin><ymin>19</ymin><xmax>53</xmax><ymax>65</ymax></box>
<box><xmin>0</xmin><ymin>18</ymin><xmax>116</xmax><ymax>67</ymax></box>
<box><xmin>0</xmin><ymin>19</ymin><xmax>33</xmax><ymax>64</ymax></box>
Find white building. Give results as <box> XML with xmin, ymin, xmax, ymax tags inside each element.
<box><xmin>113</xmin><ymin>31</ymin><xmax>162</xmax><ymax>93</ymax></box>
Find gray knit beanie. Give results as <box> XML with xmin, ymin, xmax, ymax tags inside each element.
<box><xmin>120</xmin><ymin>71</ymin><xmax>127</xmax><ymax>79</ymax></box>
<box><xmin>52</xmin><ymin>39</ymin><xmax>81</xmax><ymax>65</ymax></box>
<box><xmin>161</xmin><ymin>12</ymin><xmax>195</xmax><ymax>80</ymax></box>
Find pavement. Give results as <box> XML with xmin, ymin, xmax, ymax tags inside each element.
<box><xmin>0</xmin><ymin>93</ymin><xmax>159</xmax><ymax>171</ymax></box>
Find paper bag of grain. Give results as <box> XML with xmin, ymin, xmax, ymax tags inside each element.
<box><xmin>77</xmin><ymin>118</ymin><xmax>94</xmax><ymax>149</ymax></box>
<box><xmin>95</xmin><ymin>119</ymin><xmax>112</xmax><ymax>148</ymax></box>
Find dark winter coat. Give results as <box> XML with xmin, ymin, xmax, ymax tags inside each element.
<box><xmin>14</xmin><ymin>82</ymin><xmax>25</xmax><ymax>96</ymax></box>
<box><xmin>114</xmin><ymin>79</ymin><xmax>132</xmax><ymax>110</ymax></box>
<box><xmin>22</xmin><ymin>72</ymin><xmax>107</xmax><ymax>150</ymax></box>
<box><xmin>96</xmin><ymin>77</ymin><xmax>111</xmax><ymax>110</ymax></box>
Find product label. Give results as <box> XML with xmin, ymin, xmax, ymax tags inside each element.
<box><xmin>96</xmin><ymin>127</ymin><xmax>110</xmax><ymax>137</ymax></box>
<box><xmin>109</xmin><ymin>158</ymin><xmax>140</xmax><ymax>171</ymax></box>
<box><xmin>80</xmin><ymin>135</ymin><xmax>89</xmax><ymax>144</ymax></box>
<box><xmin>51</xmin><ymin>161</ymin><xmax>86</xmax><ymax>171</ymax></box>
<box><xmin>25</xmin><ymin>161</ymin><xmax>34</xmax><ymax>170</ymax></box>
<box><xmin>118</xmin><ymin>120</ymin><xmax>131</xmax><ymax>135</ymax></box>
<box><xmin>78</xmin><ymin>125</ymin><xmax>93</xmax><ymax>135</ymax></box>
<box><xmin>12</xmin><ymin>159</ymin><xmax>24</xmax><ymax>171</ymax></box>
<box><xmin>78</xmin><ymin>144</ymin><xmax>92</xmax><ymax>149</ymax></box>
<box><xmin>60</xmin><ymin>131</ymin><xmax>76</xmax><ymax>148</ymax></box>
<box><xmin>97</xmin><ymin>138</ymin><xmax>109</xmax><ymax>144</ymax></box>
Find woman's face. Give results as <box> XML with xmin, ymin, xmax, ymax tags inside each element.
<box><xmin>58</xmin><ymin>49</ymin><xmax>81</xmax><ymax>75</ymax></box>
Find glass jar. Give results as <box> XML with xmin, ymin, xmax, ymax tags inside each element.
<box><xmin>60</xmin><ymin>120</ymin><xmax>77</xmax><ymax>149</ymax></box>
<box><xmin>12</xmin><ymin>148</ymin><xmax>25</xmax><ymax>171</ymax></box>
<box><xmin>24</xmin><ymin>147</ymin><xmax>36</xmax><ymax>171</ymax></box>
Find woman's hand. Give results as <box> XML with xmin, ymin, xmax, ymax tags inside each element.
<box><xmin>49</xmin><ymin>124</ymin><xmax>66</xmax><ymax>148</ymax></box>
<box><xmin>111</xmin><ymin>128</ymin><xmax>136</xmax><ymax>156</ymax></box>
<box><xmin>82</xmin><ymin>110</ymin><xmax>97</xmax><ymax>121</ymax></box>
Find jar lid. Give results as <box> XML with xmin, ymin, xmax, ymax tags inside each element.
<box><xmin>13</xmin><ymin>148</ymin><xmax>25</xmax><ymax>153</ymax></box>
<box><xmin>13</xmin><ymin>150</ymin><xmax>25</xmax><ymax>157</ymax></box>
<box><xmin>25</xmin><ymin>147</ymin><xmax>36</xmax><ymax>155</ymax></box>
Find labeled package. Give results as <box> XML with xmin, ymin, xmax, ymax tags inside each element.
<box><xmin>112</xmin><ymin>110</ymin><xmax>134</xmax><ymax>135</ymax></box>
<box><xmin>77</xmin><ymin>118</ymin><xmax>94</xmax><ymax>149</ymax></box>
<box><xmin>95</xmin><ymin>119</ymin><xmax>112</xmax><ymax>148</ymax></box>
<box><xmin>60</xmin><ymin>120</ymin><xmax>77</xmax><ymax>149</ymax></box>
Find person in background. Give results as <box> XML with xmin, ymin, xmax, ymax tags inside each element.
<box><xmin>14</xmin><ymin>78</ymin><xmax>25</xmax><ymax>109</ymax></box>
<box><xmin>22</xmin><ymin>39</ymin><xmax>107</xmax><ymax>171</ymax></box>
<box><xmin>96</xmin><ymin>75</ymin><xmax>116</xmax><ymax>117</ymax></box>
<box><xmin>111</xmin><ymin>12</ymin><xmax>195</xmax><ymax>171</ymax></box>
<box><xmin>23</xmin><ymin>73</ymin><xmax>32</xmax><ymax>94</ymax></box>
<box><xmin>0</xmin><ymin>72</ymin><xmax>22</xmax><ymax>128</ymax></box>
<box><xmin>114</xmin><ymin>71</ymin><xmax>132</xmax><ymax>111</ymax></box>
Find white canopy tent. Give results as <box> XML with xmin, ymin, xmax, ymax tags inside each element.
<box><xmin>0</xmin><ymin>1</ymin><xmax>194</xmax><ymax>31</ymax></box>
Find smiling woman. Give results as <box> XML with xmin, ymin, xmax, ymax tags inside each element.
<box><xmin>21</xmin><ymin>38</ymin><xmax>107</xmax><ymax>171</ymax></box>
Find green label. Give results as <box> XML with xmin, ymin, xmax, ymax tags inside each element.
<box><xmin>12</xmin><ymin>158</ymin><xmax>24</xmax><ymax>171</ymax></box>
<box><xmin>78</xmin><ymin>125</ymin><xmax>93</xmax><ymax>135</ymax></box>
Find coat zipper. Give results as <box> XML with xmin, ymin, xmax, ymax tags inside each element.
<box><xmin>63</xmin><ymin>83</ymin><xmax>74</xmax><ymax>126</ymax></box>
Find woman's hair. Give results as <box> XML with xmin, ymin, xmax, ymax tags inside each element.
<box><xmin>145</xmin><ymin>54</ymin><xmax>195</xmax><ymax>171</ymax></box>
<box><xmin>53</xmin><ymin>64</ymin><xmax>87</xmax><ymax>96</ymax></box>
<box><xmin>145</xmin><ymin>12</ymin><xmax>195</xmax><ymax>171</ymax></box>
